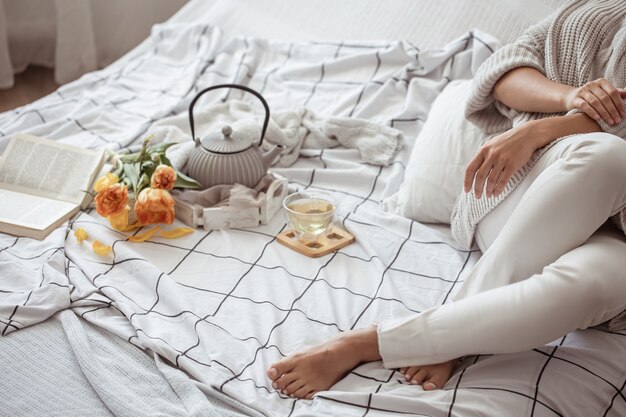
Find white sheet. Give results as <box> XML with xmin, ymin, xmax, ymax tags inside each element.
<box><xmin>2</xmin><ymin>2</ymin><xmax>626</xmax><ymax>417</ymax></box>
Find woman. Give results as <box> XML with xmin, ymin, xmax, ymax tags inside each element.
<box><xmin>267</xmin><ymin>0</ymin><xmax>626</xmax><ymax>399</ymax></box>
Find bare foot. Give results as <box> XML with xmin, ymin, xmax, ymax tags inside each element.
<box><xmin>398</xmin><ymin>359</ymin><xmax>458</xmax><ymax>390</ymax></box>
<box><xmin>267</xmin><ymin>327</ymin><xmax>381</xmax><ymax>399</ymax></box>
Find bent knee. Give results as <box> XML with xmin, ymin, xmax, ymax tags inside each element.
<box><xmin>553</xmin><ymin>233</ymin><xmax>626</xmax><ymax>314</ymax></box>
<box><xmin>568</xmin><ymin>133</ymin><xmax>626</xmax><ymax>183</ymax></box>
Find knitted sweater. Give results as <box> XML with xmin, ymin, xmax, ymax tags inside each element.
<box><xmin>451</xmin><ymin>0</ymin><xmax>626</xmax><ymax>250</ymax></box>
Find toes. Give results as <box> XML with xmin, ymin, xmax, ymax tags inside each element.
<box><xmin>292</xmin><ymin>384</ymin><xmax>314</xmax><ymax>399</ymax></box>
<box><xmin>284</xmin><ymin>380</ymin><xmax>305</xmax><ymax>396</ymax></box>
<box><xmin>404</xmin><ymin>366</ymin><xmax>420</xmax><ymax>381</ymax></box>
<box><xmin>267</xmin><ymin>367</ymin><xmax>278</xmax><ymax>380</ymax></box>
<box><xmin>268</xmin><ymin>358</ymin><xmax>296</xmax><ymax>381</ymax></box>
<box><xmin>422</xmin><ymin>371</ymin><xmax>448</xmax><ymax>391</ymax></box>
<box><xmin>305</xmin><ymin>391</ymin><xmax>316</xmax><ymax>400</ymax></box>
<box><xmin>423</xmin><ymin>380</ymin><xmax>439</xmax><ymax>391</ymax></box>
<box><xmin>399</xmin><ymin>367</ymin><xmax>407</xmax><ymax>374</ymax></box>
<box><xmin>275</xmin><ymin>372</ymin><xmax>299</xmax><ymax>391</ymax></box>
<box><xmin>410</xmin><ymin>369</ymin><xmax>428</xmax><ymax>385</ymax></box>
<box><xmin>421</xmin><ymin>360</ymin><xmax>457</xmax><ymax>390</ymax></box>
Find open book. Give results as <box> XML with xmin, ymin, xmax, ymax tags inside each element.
<box><xmin>0</xmin><ymin>133</ymin><xmax>105</xmax><ymax>240</ymax></box>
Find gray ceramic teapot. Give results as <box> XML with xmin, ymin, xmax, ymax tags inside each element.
<box><xmin>186</xmin><ymin>84</ymin><xmax>283</xmax><ymax>189</ymax></box>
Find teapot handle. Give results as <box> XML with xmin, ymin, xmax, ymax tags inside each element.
<box><xmin>188</xmin><ymin>84</ymin><xmax>271</xmax><ymax>147</ymax></box>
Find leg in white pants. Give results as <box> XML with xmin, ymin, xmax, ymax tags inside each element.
<box><xmin>377</xmin><ymin>133</ymin><xmax>626</xmax><ymax>368</ymax></box>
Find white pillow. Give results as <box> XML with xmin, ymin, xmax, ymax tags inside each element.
<box><xmin>383</xmin><ymin>79</ymin><xmax>486</xmax><ymax>224</ymax></box>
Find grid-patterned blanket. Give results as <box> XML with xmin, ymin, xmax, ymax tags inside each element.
<box><xmin>1</xmin><ymin>21</ymin><xmax>625</xmax><ymax>417</ymax></box>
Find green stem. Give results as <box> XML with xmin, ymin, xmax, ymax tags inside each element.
<box><xmin>138</xmin><ymin>135</ymin><xmax>152</xmax><ymax>164</ymax></box>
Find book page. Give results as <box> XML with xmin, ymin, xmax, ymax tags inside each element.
<box><xmin>0</xmin><ymin>189</ymin><xmax>77</xmax><ymax>231</ymax></box>
<box><xmin>0</xmin><ymin>133</ymin><xmax>104</xmax><ymax>204</ymax></box>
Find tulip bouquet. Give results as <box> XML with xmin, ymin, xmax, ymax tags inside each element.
<box><xmin>93</xmin><ymin>136</ymin><xmax>200</xmax><ymax>233</ymax></box>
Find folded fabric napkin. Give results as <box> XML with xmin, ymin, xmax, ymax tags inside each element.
<box><xmin>149</xmin><ymin>100</ymin><xmax>403</xmax><ymax>172</ymax></box>
<box><xmin>172</xmin><ymin>174</ymin><xmax>276</xmax><ymax>211</ymax></box>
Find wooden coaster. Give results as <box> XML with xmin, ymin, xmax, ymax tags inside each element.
<box><xmin>277</xmin><ymin>225</ymin><xmax>355</xmax><ymax>258</ymax></box>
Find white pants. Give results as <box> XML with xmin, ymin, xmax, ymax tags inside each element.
<box><xmin>378</xmin><ymin>133</ymin><xmax>626</xmax><ymax>368</ymax></box>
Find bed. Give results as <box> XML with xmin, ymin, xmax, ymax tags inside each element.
<box><xmin>2</xmin><ymin>1</ymin><xmax>626</xmax><ymax>416</ymax></box>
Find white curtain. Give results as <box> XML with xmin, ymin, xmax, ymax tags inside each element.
<box><xmin>0</xmin><ymin>0</ymin><xmax>187</xmax><ymax>88</ymax></box>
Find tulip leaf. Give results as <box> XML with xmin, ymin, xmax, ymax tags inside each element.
<box><xmin>123</xmin><ymin>162</ymin><xmax>141</xmax><ymax>194</ymax></box>
<box><xmin>112</xmin><ymin>161</ymin><xmax>124</xmax><ymax>177</ymax></box>
<box><xmin>113</xmin><ymin>136</ymin><xmax>196</xmax><ymax>193</ymax></box>
<box><xmin>159</xmin><ymin>154</ymin><xmax>173</xmax><ymax>166</ymax></box>
<box><xmin>174</xmin><ymin>170</ymin><xmax>201</xmax><ymax>189</ymax></box>
<box><xmin>147</xmin><ymin>141</ymin><xmax>178</xmax><ymax>154</ymax></box>
<box><xmin>137</xmin><ymin>173</ymin><xmax>150</xmax><ymax>192</ymax></box>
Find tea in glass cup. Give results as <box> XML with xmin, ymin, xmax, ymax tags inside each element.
<box><xmin>283</xmin><ymin>191</ymin><xmax>337</xmax><ymax>241</ymax></box>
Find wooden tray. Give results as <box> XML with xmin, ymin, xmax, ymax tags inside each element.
<box><xmin>277</xmin><ymin>225</ymin><xmax>355</xmax><ymax>258</ymax></box>
<box><xmin>175</xmin><ymin>173</ymin><xmax>288</xmax><ymax>230</ymax></box>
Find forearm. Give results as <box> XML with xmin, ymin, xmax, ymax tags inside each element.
<box><xmin>464</xmin><ymin>112</ymin><xmax>603</xmax><ymax>199</ymax></box>
<box><xmin>527</xmin><ymin>112</ymin><xmax>602</xmax><ymax>149</ymax></box>
<box><xmin>493</xmin><ymin>67</ymin><xmax>573</xmax><ymax>114</ymax></box>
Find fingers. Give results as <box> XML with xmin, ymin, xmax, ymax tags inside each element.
<box><xmin>575</xmin><ymin>97</ymin><xmax>602</xmax><ymax>122</ymax></box>
<box><xmin>464</xmin><ymin>154</ymin><xmax>484</xmax><ymax>193</ymax></box>
<box><xmin>576</xmin><ymin>79</ymin><xmax>625</xmax><ymax>125</ymax></box>
<box><xmin>472</xmin><ymin>158</ymin><xmax>494</xmax><ymax>199</ymax></box>
<box><xmin>581</xmin><ymin>89</ymin><xmax>613</xmax><ymax>125</ymax></box>
<box><xmin>466</xmin><ymin>158</ymin><xmax>511</xmax><ymax>199</ymax></box>
<box><xmin>465</xmin><ymin>125</ymin><xmax>540</xmax><ymax>199</ymax></box>
<box><xmin>485</xmin><ymin>161</ymin><xmax>505</xmax><ymax>198</ymax></box>
<box><xmin>493</xmin><ymin>166</ymin><xmax>515</xmax><ymax>196</ymax></box>
<box><xmin>599</xmin><ymin>79</ymin><xmax>625</xmax><ymax>118</ymax></box>
<box><xmin>465</xmin><ymin>150</ymin><xmax>502</xmax><ymax>199</ymax></box>
<box><xmin>465</xmin><ymin>153</ymin><xmax>491</xmax><ymax>199</ymax></box>
<box><xmin>589</xmin><ymin>86</ymin><xmax>621</xmax><ymax>124</ymax></box>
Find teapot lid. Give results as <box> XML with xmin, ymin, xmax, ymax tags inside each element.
<box><xmin>200</xmin><ymin>125</ymin><xmax>253</xmax><ymax>154</ymax></box>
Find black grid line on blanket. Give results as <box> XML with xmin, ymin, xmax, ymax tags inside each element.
<box><xmin>2</xmin><ymin>22</ymin><xmax>626</xmax><ymax>417</ymax></box>
<box><xmin>63</xmin><ymin>195</ymin><xmax>616</xmax><ymax>415</ymax></box>
<box><xmin>64</xmin><ymin>185</ymin><xmax>468</xmax><ymax>416</ymax></box>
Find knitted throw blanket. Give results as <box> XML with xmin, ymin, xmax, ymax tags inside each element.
<box><xmin>451</xmin><ymin>0</ymin><xmax>626</xmax><ymax>250</ymax></box>
<box><xmin>151</xmin><ymin>100</ymin><xmax>403</xmax><ymax>171</ymax></box>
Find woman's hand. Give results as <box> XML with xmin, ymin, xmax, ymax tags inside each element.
<box><xmin>464</xmin><ymin>123</ymin><xmax>540</xmax><ymax>199</ymax></box>
<box><xmin>563</xmin><ymin>78</ymin><xmax>626</xmax><ymax>126</ymax></box>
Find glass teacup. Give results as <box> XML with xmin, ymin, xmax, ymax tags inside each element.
<box><xmin>283</xmin><ymin>191</ymin><xmax>337</xmax><ymax>242</ymax></box>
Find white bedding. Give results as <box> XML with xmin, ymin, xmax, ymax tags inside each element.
<box><xmin>2</xmin><ymin>1</ymin><xmax>626</xmax><ymax>416</ymax></box>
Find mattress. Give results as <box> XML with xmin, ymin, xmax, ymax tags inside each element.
<box><xmin>2</xmin><ymin>1</ymin><xmax>626</xmax><ymax>416</ymax></box>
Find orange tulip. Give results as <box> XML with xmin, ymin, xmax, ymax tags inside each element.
<box><xmin>93</xmin><ymin>173</ymin><xmax>119</xmax><ymax>193</ymax></box>
<box><xmin>95</xmin><ymin>183</ymin><xmax>128</xmax><ymax>217</ymax></box>
<box><xmin>134</xmin><ymin>188</ymin><xmax>175</xmax><ymax>225</ymax></box>
<box><xmin>109</xmin><ymin>205</ymin><xmax>130</xmax><ymax>231</ymax></box>
<box><xmin>151</xmin><ymin>165</ymin><xmax>177</xmax><ymax>190</ymax></box>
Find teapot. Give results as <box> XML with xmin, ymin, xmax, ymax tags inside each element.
<box><xmin>186</xmin><ymin>84</ymin><xmax>284</xmax><ymax>189</ymax></box>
